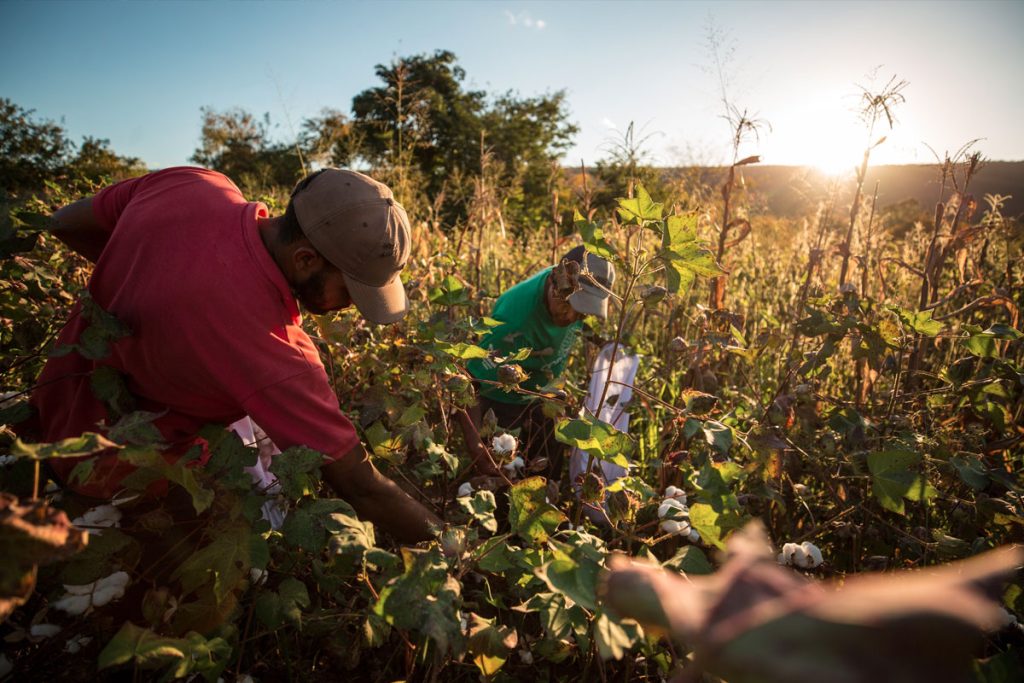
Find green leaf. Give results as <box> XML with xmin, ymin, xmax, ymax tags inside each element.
<box><xmin>107</xmin><ymin>410</ymin><xmax>165</xmax><ymax>447</ymax></box>
<box><xmin>428</xmin><ymin>275</ymin><xmax>471</xmax><ymax>307</ymax></box>
<box><xmin>119</xmin><ymin>447</ymin><xmax>214</xmax><ymax>514</ymax></box>
<box><xmin>657</xmin><ymin>214</ymin><xmax>724</xmax><ymax>294</ymax></box>
<box><xmin>616</xmin><ymin>185</ymin><xmax>663</xmax><ymax>224</ymax></box>
<box><xmin>508</xmin><ymin>476</ymin><xmax>566</xmax><ymax>544</ymax></box>
<box><xmin>365</xmin><ymin>422</ymin><xmax>404</xmax><ymax>464</ymax></box>
<box><xmin>891</xmin><ymin>306</ymin><xmax>944</xmax><ymax>336</ymax></box>
<box><xmin>172</xmin><ymin>520</ymin><xmax>265</xmax><ymax>603</ymax></box>
<box><xmin>701</xmin><ymin>420</ymin><xmax>734</xmax><ymax>456</ymax></box>
<box><xmin>535</xmin><ymin>540</ymin><xmax>603</xmax><ymax>610</ymax></box>
<box><xmin>12</xmin><ymin>432</ymin><xmax>120</xmax><ymax>460</ymax></box>
<box><xmin>475</xmin><ymin>536</ymin><xmax>519</xmax><ymax>573</ymax></box>
<box><xmin>593</xmin><ymin>608</ymin><xmax>643</xmax><ymax>660</ymax></box>
<box><xmin>55</xmin><ymin>292</ymin><xmax>131</xmax><ymax>360</ymax></box>
<box><xmin>662</xmin><ymin>545</ymin><xmax>714</xmax><ymax>575</ymax></box>
<box><xmin>98</xmin><ymin>622</ymin><xmax>186</xmax><ymax>671</ymax></box>
<box><xmin>867</xmin><ymin>449</ymin><xmax>936</xmax><ymax>515</ymax></box>
<box><xmin>951</xmin><ymin>455</ymin><xmax>988</xmax><ymax>490</ymax></box>
<box><xmin>574</xmin><ymin>209</ymin><xmax>616</xmax><ymax>259</ymax></box>
<box><xmin>268</xmin><ymin>446</ymin><xmax>325</xmax><ymax>499</ymax></box>
<box><xmin>433</xmin><ymin>340</ymin><xmax>490</xmax><ymax>360</ymax></box>
<box><xmin>0</xmin><ymin>399</ymin><xmax>33</xmax><ymax>427</ymax></box>
<box><xmin>513</xmin><ymin>592</ymin><xmax>583</xmax><ymax>641</ymax></box>
<box><xmin>554</xmin><ymin>415</ymin><xmax>632</xmax><ymax>467</ymax></box>
<box><xmin>282</xmin><ymin>498</ymin><xmax>357</xmax><ymax>553</ymax></box>
<box><xmin>89</xmin><ymin>366</ymin><xmax>135</xmax><ymax>418</ymax></box>
<box><xmin>688</xmin><ymin>502</ymin><xmax>744</xmax><ymax>550</ymax></box>
<box><xmin>459</xmin><ymin>490</ymin><xmax>498</xmax><ymax>532</ymax></box>
<box><xmin>374</xmin><ymin>547</ymin><xmax>463</xmax><ymax>652</ymax></box>
<box><xmin>466</xmin><ymin>613</ymin><xmax>518</xmax><ymax>676</ymax></box>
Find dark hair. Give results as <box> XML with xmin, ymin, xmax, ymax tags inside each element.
<box><xmin>278</xmin><ymin>169</ymin><xmax>329</xmax><ymax>245</ymax></box>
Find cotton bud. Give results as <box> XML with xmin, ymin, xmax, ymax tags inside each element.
<box><xmin>492</xmin><ymin>433</ymin><xmax>518</xmax><ymax>456</ymax></box>
<box><xmin>457</xmin><ymin>481</ymin><xmax>474</xmax><ymax>498</ymax></box>
<box><xmin>71</xmin><ymin>505</ymin><xmax>122</xmax><ymax>535</ymax></box>
<box><xmin>30</xmin><ymin>624</ymin><xmax>61</xmax><ymax>639</ymax></box>
<box><xmin>657</xmin><ymin>497</ymin><xmax>688</xmax><ymax>520</ymax></box>
<box><xmin>664</xmin><ymin>486</ymin><xmax>687</xmax><ymax>504</ymax></box>
<box><xmin>660</xmin><ymin>518</ymin><xmax>692</xmax><ymax>536</ymax></box>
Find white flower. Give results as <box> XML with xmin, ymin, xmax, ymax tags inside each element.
<box><xmin>54</xmin><ymin>571</ymin><xmax>131</xmax><ymax>615</ymax></box>
<box><xmin>660</xmin><ymin>518</ymin><xmax>691</xmax><ymax>536</ymax></box>
<box><xmin>491</xmin><ymin>433</ymin><xmax>518</xmax><ymax>456</ymax></box>
<box><xmin>657</xmin><ymin>497</ymin><xmax>688</xmax><ymax>520</ymax></box>
<box><xmin>664</xmin><ymin>485</ymin><xmax>687</xmax><ymax>504</ymax></box>
<box><xmin>71</xmin><ymin>505</ymin><xmax>122</xmax><ymax>535</ymax></box>
<box><xmin>64</xmin><ymin>635</ymin><xmax>92</xmax><ymax>654</ymax></box>
<box><xmin>502</xmin><ymin>456</ymin><xmax>525</xmax><ymax>477</ymax></box>
<box><xmin>457</xmin><ymin>482</ymin><xmax>474</xmax><ymax>498</ymax></box>
<box><xmin>30</xmin><ymin>623</ymin><xmax>61</xmax><ymax>639</ymax></box>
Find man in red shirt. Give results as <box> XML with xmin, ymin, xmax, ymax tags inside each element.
<box><xmin>28</xmin><ymin>166</ymin><xmax>441</xmax><ymax>543</ymax></box>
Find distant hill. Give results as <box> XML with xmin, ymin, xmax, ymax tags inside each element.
<box><xmin>572</xmin><ymin>162</ymin><xmax>1024</xmax><ymax>219</ymax></box>
<box><xmin>735</xmin><ymin>161</ymin><xmax>1024</xmax><ymax>218</ymax></box>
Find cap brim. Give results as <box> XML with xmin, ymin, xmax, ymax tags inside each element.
<box><xmin>568</xmin><ymin>283</ymin><xmax>609</xmax><ymax>319</ymax></box>
<box><xmin>343</xmin><ymin>272</ymin><xmax>408</xmax><ymax>324</ymax></box>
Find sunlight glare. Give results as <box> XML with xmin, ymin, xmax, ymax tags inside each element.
<box><xmin>777</xmin><ymin>102</ymin><xmax>870</xmax><ymax>177</ymax></box>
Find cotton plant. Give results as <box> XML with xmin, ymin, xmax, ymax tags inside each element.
<box><xmin>70</xmin><ymin>504</ymin><xmax>121</xmax><ymax>535</ymax></box>
<box><xmin>457</xmin><ymin>481</ymin><xmax>475</xmax><ymax>498</ymax></box>
<box><xmin>53</xmin><ymin>571</ymin><xmax>131</xmax><ymax>615</ymax></box>
<box><xmin>777</xmin><ymin>541</ymin><xmax>824</xmax><ymax>569</ymax></box>
<box><xmin>491</xmin><ymin>433</ymin><xmax>525</xmax><ymax>478</ymax></box>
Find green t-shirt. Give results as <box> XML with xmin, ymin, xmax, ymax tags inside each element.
<box><xmin>467</xmin><ymin>267</ymin><xmax>582</xmax><ymax>405</ymax></box>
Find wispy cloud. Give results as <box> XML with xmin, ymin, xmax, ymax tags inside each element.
<box><xmin>504</xmin><ymin>10</ymin><xmax>546</xmax><ymax>30</ymax></box>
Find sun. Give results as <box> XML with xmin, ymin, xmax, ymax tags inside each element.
<box><xmin>771</xmin><ymin>103</ymin><xmax>871</xmax><ymax>176</ymax></box>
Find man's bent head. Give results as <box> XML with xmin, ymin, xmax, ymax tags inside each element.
<box><xmin>285</xmin><ymin>169</ymin><xmax>411</xmax><ymax>324</ymax></box>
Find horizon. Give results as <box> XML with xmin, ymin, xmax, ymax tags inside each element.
<box><xmin>2</xmin><ymin>1</ymin><xmax>1022</xmax><ymax>173</ymax></box>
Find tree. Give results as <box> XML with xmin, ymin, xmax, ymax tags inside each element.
<box><xmin>191</xmin><ymin>107</ymin><xmax>304</xmax><ymax>192</ymax></box>
<box><xmin>69</xmin><ymin>137</ymin><xmax>147</xmax><ymax>183</ymax></box>
<box><xmin>0</xmin><ymin>98</ymin><xmax>73</xmax><ymax>198</ymax></box>
<box><xmin>343</xmin><ymin>50</ymin><xmax>577</xmax><ymax>228</ymax></box>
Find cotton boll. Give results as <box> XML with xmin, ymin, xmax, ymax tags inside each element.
<box><xmin>519</xmin><ymin>649</ymin><xmax>534</xmax><ymax>664</ymax></box>
<box><xmin>800</xmin><ymin>542</ymin><xmax>823</xmax><ymax>568</ymax></box>
<box><xmin>71</xmin><ymin>504</ymin><xmax>122</xmax><ymax>535</ymax></box>
<box><xmin>660</xmin><ymin>519</ymin><xmax>691</xmax><ymax>536</ymax></box>
<box><xmin>64</xmin><ymin>635</ymin><xmax>92</xmax><ymax>654</ymax></box>
<box><xmin>54</xmin><ymin>593</ymin><xmax>92</xmax><ymax>616</ymax></box>
<box><xmin>30</xmin><ymin>623</ymin><xmax>61</xmax><ymax>639</ymax></box>
<box><xmin>457</xmin><ymin>482</ymin><xmax>474</xmax><ymax>498</ymax></box>
<box><xmin>791</xmin><ymin>545</ymin><xmax>811</xmax><ymax>568</ymax></box>
<box><xmin>792</xmin><ymin>483</ymin><xmax>808</xmax><ymax>496</ymax></box>
<box><xmin>502</xmin><ymin>456</ymin><xmax>525</xmax><ymax>476</ymax></box>
<box><xmin>687</xmin><ymin>528</ymin><xmax>701</xmax><ymax>543</ymax></box>
<box><xmin>779</xmin><ymin>542</ymin><xmax>800</xmax><ymax>566</ymax></box>
<box><xmin>664</xmin><ymin>486</ymin><xmax>687</xmax><ymax>504</ymax></box>
<box><xmin>657</xmin><ymin>497</ymin><xmax>688</xmax><ymax>520</ymax></box>
<box><xmin>0</xmin><ymin>454</ymin><xmax>15</xmax><ymax>467</ymax></box>
<box><xmin>249</xmin><ymin>568</ymin><xmax>268</xmax><ymax>586</ymax></box>
<box><xmin>491</xmin><ymin>433</ymin><xmax>518</xmax><ymax>456</ymax></box>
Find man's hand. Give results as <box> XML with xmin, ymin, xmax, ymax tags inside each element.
<box><xmin>321</xmin><ymin>443</ymin><xmax>442</xmax><ymax>544</ymax></box>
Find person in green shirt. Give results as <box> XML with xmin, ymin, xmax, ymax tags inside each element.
<box><xmin>457</xmin><ymin>246</ymin><xmax>615</xmax><ymax>477</ymax></box>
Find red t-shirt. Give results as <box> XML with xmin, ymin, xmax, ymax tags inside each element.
<box><xmin>31</xmin><ymin>167</ymin><xmax>359</xmax><ymax>498</ymax></box>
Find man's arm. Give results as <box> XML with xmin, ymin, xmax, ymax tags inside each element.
<box><xmin>48</xmin><ymin>197</ymin><xmax>110</xmax><ymax>263</ymax></box>
<box><xmin>454</xmin><ymin>403</ymin><xmax>500</xmax><ymax>477</ymax></box>
<box><xmin>321</xmin><ymin>442</ymin><xmax>442</xmax><ymax>543</ymax></box>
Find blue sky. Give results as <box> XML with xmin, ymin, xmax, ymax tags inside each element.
<box><xmin>2</xmin><ymin>0</ymin><xmax>1021</xmax><ymax>172</ymax></box>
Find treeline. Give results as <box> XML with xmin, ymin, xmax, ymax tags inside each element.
<box><xmin>3</xmin><ymin>50</ymin><xmax>724</xmax><ymax>236</ymax></box>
